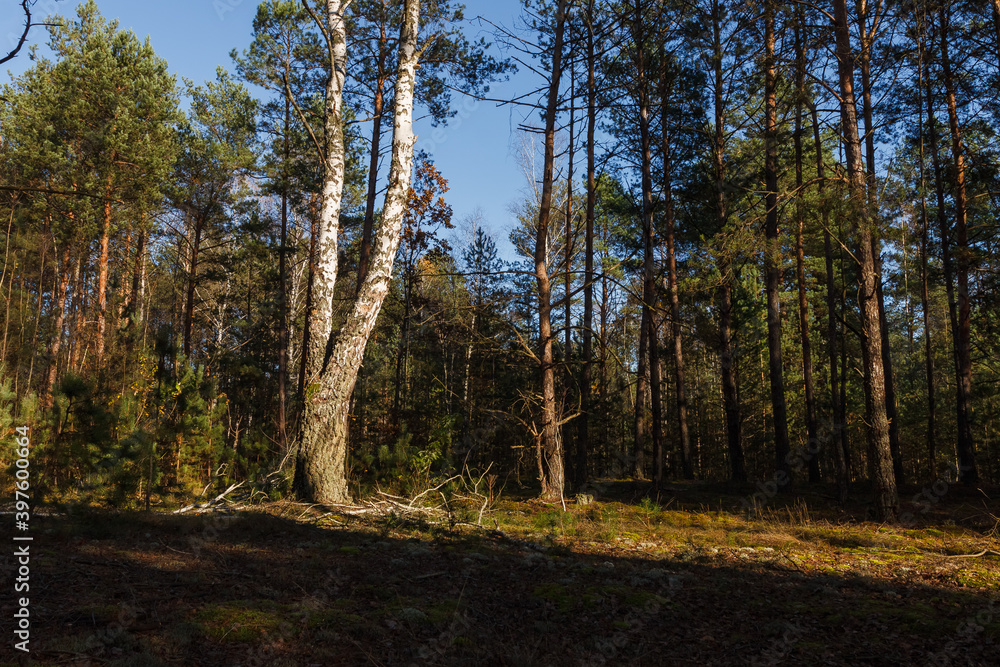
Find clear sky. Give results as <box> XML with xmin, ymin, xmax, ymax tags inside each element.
<box><xmin>1</xmin><ymin>0</ymin><xmax>538</xmax><ymax>260</ymax></box>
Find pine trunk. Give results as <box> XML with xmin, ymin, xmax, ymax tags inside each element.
<box><xmin>661</xmin><ymin>54</ymin><xmax>693</xmax><ymax>481</ymax></box>
<box><xmin>794</xmin><ymin>16</ymin><xmax>820</xmax><ymax>483</ymax></box>
<box><xmin>832</xmin><ymin>0</ymin><xmax>898</xmax><ymax>522</ymax></box>
<box><xmin>939</xmin><ymin>7</ymin><xmax>978</xmax><ymax>485</ymax></box>
<box><xmin>763</xmin><ymin>2</ymin><xmax>791</xmax><ymax>484</ymax></box>
<box><xmin>183</xmin><ymin>217</ymin><xmax>202</xmax><ymax>359</ymax></box>
<box><xmin>917</xmin><ymin>37</ymin><xmax>937</xmax><ymax>473</ymax></box>
<box><xmin>96</xmin><ymin>181</ymin><xmax>112</xmax><ymax>364</ymax></box>
<box><xmin>810</xmin><ymin>103</ymin><xmax>848</xmax><ymax>499</ymax></box>
<box><xmin>44</xmin><ymin>247</ymin><xmax>72</xmax><ymax>409</ymax></box>
<box><xmin>534</xmin><ymin>0</ymin><xmax>568</xmax><ymax>502</ymax></box>
<box><xmin>278</xmin><ymin>96</ymin><xmax>291</xmax><ymax>453</ymax></box>
<box><xmin>712</xmin><ymin>0</ymin><xmax>745</xmax><ymax>483</ymax></box>
<box><xmin>577</xmin><ymin>0</ymin><xmax>597</xmax><ymax>488</ymax></box>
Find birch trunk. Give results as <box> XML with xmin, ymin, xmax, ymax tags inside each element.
<box><xmin>302</xmin><ymin>0</ymin><xmax>350</xmax><ymax>386</ymax></box>
<box><xmin>294</xmin><ymin>0</ymin><xmax>421</xmax><ymax>504</ymax></box>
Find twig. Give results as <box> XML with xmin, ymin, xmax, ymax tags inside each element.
<box><xmin>937</xmin><ymin>549</ymin><xmax>1000</xmax><ymax>559</ymax></box>
<box><xmin>406</xmin><ymin>475</ymin><xmax>462</xmax><ymax>507</ymax></box>
<box><xmin>173</xmin><ymin>481</ymin><xmax>245</xmax><ymax>514</ymax></box>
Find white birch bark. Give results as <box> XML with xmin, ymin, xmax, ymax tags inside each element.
<box><xmin>303</xmin><ymin>0</ymin><xmax>349</xmax><ymax>385</ymax></box>
<box><xmin>295</xmin><ymin>0</ymin><xmax>421</xmax><ymax>504</ymax></box>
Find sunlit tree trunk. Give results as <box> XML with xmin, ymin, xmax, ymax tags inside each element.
<box><xmin>96</xmin><ymin>179</ymin><xmax>113</xmax><ymax>364</ymax></box>
<box><xmin>183</xmin><ymin>213</ymin><xmax>203</xmax><ymax>359</ymax></box>
<box><xmin>832</xmin><ymin>0</ymin><xmax>898</xmax><ymax>521</ymax></box>
<box><xmin>294</xmin><ymin>0</ymin><xmax>421</xmax><ymax>504</ymax></box>
<box><xmin>534</xmin><ymin>0</ymin><xmax>569</xmax><ymax>501</ymax></box>
<box><xmin>44</xmin><ymin>247</ymin><xmax>73</xmax><ymax>409</ymax></box>
<box><xmin>301</xmin><ymin>0</ymin><xmax>350</xmax><ymax>386</ymax></box>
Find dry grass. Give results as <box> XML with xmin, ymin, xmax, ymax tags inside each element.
<box><xmin>2</xmin><ymin>481</ymin><xmax>998</xmax><ymax>666</ymax></box>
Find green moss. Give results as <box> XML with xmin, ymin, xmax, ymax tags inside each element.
<box><xmin>533</xmin><ymin>582</ymin><xmax>576</xmax><ymax>613</ymax></box>
<box><xmin>195</xmin><ymin>600</ymin><xmax>287</xmax><ymax>642</ymax></box>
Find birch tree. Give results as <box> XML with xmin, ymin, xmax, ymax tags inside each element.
<box><xmin>293</xmin><ymin>0</ymin><xmax>422</xmax><ymax>504</ymax></box>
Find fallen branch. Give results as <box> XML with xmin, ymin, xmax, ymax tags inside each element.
<box><xmin>173</xmin><ymin>482</ymin><xmax>245</xmax><ymax>514</ymax></box>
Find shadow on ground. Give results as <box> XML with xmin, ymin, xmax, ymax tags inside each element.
<box><xmin>0</xmin><ymin>504</ymin><xmax>997</xmax><ymax>666</ymax></box>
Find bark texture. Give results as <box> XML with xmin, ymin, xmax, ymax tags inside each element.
<box><xmin>294</xmin><ymin>0</ymin><xmax>421</xmax><ymax>504</ymax></box>
<box><xmin>302</xmin><ymin>0</ymin><xmax>350</xmax><ymax>386</ymax></box>
<box><xmin>832</xmin><ymin>0</ymin><xmax>898</xmax><ymax>521</ymax></box>
<box><xmin>534</xmin><ymin>0</ymin><xmax>568</xmax><ymax>502</ymax></box>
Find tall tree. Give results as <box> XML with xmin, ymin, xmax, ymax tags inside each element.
<box><xmin>762</xmin><ymin>0</ymin><xmax>791</xmax><ymax>485</ymax></box>
<box><xmin>831</xmin><ymin>0</ymin><xmax>898</xmax><ymax>521</ymax></box>
<box><xmin>853</xmin><ymin>0</ymin><xmax>904</xmax><ymax>486</ymax></box>
<box><xmin>793</xmin><ymin>9</ymin><xmax>820</xmax><ymax>483</ymax></box>
<box><xmin>348</xmin><ymin>0</ymin><xmax>510</xmax><ymax>289</ymax></box>
<box><xmin>937</xmin><ymin>3</ymin><xmax>978</xmax><ymax>484</ymax></box>
<box><xmin>532</xmin><ymin>0</ymin><xmax>569</xmax><ymax>502</ymax></box>
<box><xmin>168</xmin><ymin>71</ymin><xmax>257</xmax><ymax>362</ymax></box>
<box><xmin>233</xmin><ymin>0</ymin><xmax>325</xmax><ymax>453</ymax></box>
<box><xmin>698</xmin><ymin>0</ymin><xmax>747</xmax><ymax>483</ymax></box>
<box><xmin>577</xmin><ymin>0</ymin><xmax>599</xmax><ymax>488</ymax></box>
<box><xmin>659</xmin><ymin>51</ymin><xmax>694</xmax><ymax>481</ymax></box>
<box><xmin>294</xmin><ymin>0</ymin><xmax>423</xmax><ymax>504</ymax></box>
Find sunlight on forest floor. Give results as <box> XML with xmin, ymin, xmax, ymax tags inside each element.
<box><xmin>2</xmin><ymin>481</ymin><xmax>998</xmax><ymax>666</ymax></box>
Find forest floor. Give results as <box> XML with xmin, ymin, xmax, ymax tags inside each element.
<box><xmin>2</xmin><ymin>480</ymin><xmax>999</xmax><ymax>666</ymax></box>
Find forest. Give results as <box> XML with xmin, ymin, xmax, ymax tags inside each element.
<box><xmin>4</xmin><ymin>0</ymin><xmax>1000</xmax><ymax>517</ymax></box>
<box><xmin>2</xmin><ymin>0</ymin><xmax>1000</xmax><ymax>663</ymax></box>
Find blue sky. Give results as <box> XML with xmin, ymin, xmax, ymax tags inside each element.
<box><xmin>1</xmin><ymin>0</ymin><xmax>538</xmax><ymax>260</ymax></box>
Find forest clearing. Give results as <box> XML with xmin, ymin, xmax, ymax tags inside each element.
<box><xmin>0</xmin><ymin>482</ymin><xmax>998</xmax><ymax>665</ymax></box>
<box><xmin>4</xmin><ymin>0</ymin><xmax>1000</xmax><ymax>662</ymax></box>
